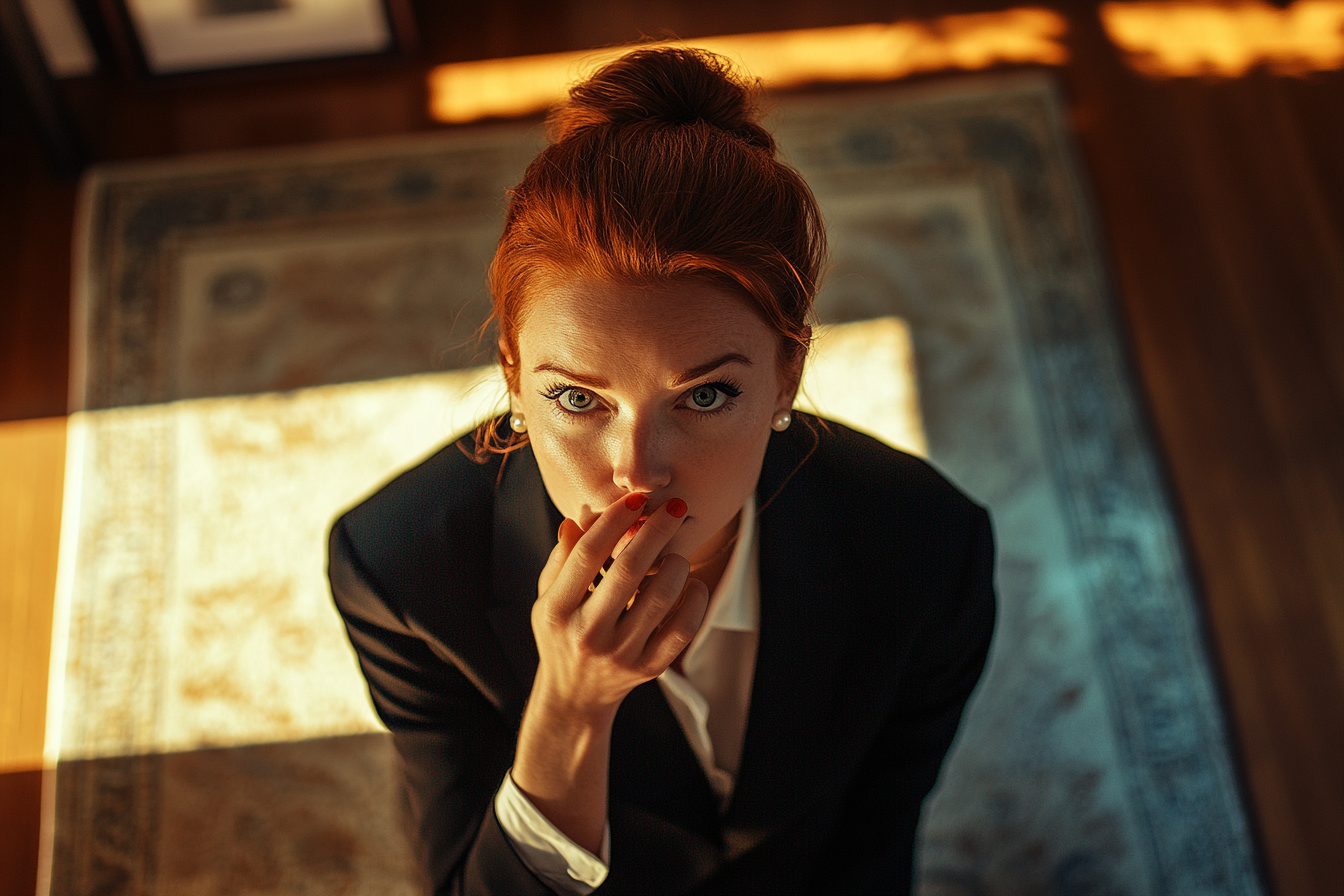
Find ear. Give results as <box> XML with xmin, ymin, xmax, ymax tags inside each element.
<box><xmin>776</xmin><ymin>325</ymin><xmax>811</xmax><ymax>411</ymax></box>
<box><xmin>499</xmin><ymin>337</ymin><xmax>521</xmax><ymax>398</ymax></box>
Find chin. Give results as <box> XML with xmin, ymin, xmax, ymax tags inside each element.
<box><xmin>663</xmin><ymin>527</ymin><xmax>699</xmax><ymax>561</ymax></box>
<box><xmin>675</xmin><ymin>514</ymin><xmax>735</xmax><ymax>564</ymax></box>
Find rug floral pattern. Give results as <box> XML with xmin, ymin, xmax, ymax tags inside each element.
<box><xmin>54</xmin><ymin>72</ymin><xmax>1260</xmax><ymax>895</ymax></box>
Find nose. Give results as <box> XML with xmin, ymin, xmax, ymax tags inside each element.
<box><xmin>608</xmin><ymin>414</ymin><xmax>673</xmax><ymax>495</ymax></box>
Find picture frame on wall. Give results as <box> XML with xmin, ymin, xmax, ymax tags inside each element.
<box><xmin>100</xmin><ymin>0</ymin><xmax>415</xmax><ymax>77</ymax></box>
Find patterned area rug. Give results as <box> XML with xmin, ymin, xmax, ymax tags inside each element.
<box><xmin>47</xmin><ymin>324</ymin><xmax>923</xmax><ymax>895</ymax></box>
<box><xmin>52</xmin><ymin>71</ymin><xmax>1260</xmax><ymax>895</ymax></box>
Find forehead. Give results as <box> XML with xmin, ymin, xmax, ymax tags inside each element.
<box><xmin>516</xmin><ymin>277</ymin><xmax>776</xmax><ymax>365</ymax></box>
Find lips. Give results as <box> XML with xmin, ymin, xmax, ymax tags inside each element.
<box><xmin>615</xmin><ymin>515</ymin><xmax>650</xmax><ymax>557</ymax></box>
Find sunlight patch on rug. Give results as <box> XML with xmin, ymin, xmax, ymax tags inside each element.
<box><xmin>47</xmin><ymin>318</ymin><xmax>923</xmax><ymax>762</ymax></box>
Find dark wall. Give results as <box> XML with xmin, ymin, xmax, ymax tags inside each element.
<box><xmin>2</xmin><ymin>3</ymin><xmax>1341</xmax><ymax>894</ymax></box>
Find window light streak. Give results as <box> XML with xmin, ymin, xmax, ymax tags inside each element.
<box><xmin>428</xmin><ymin>8</ymin><xmax>1067</xmax><ymax>124</ymax></box>
<box><xmin>46</xmin><ymin>319</ymin><xmax>923</xmax><ymax>761</ymax></box>
<box><xmin>1100</xmin><ymin>0</ymin><xmax>1344</xmax><ymax>77</ymax></box>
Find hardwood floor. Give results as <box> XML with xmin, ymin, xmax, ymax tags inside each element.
<box><xmin>0</xmin><ymin>85</ymin><xmax>73</xmax><ymax>424</ymax></box>
<box><xmin>0</xmin><ymin>417</ymin><xmax>65</xmax><ymax>896</ymax></box>
<box><xmin>1062</xmin><ymin>14</ymin><xmax>1344</xmax><ymax>896</ymax></box>
<box><xmin>0</xmin><ymin>769</ymin><xmax>43</xmax><ymax>896</ymax></box>
<box><xmin>1</xmin><ymin>2</ymin><xmax>1341</xmax><ymax>894</ymax></box>
<box><xmin>0</xmin><ymin>417</ymin><xmax>63</xmax><ymax>771</ymax></box>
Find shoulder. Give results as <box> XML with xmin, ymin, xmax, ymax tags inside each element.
<box><xmin>330</xmin><ymin>426</ymin><xmax>503</xmax><ymax>606</ymax></box>
<box><xmin>772</xmin><ymin>413</ymin><xmax>987</xmax><ymax>540</ymax></box>
<box><xmin>761</xmin><ymin>413</ymin><xmax>992</xmax><ymax>614</ymax></box>
<box><xmin>775</xmin><ymin>414</ymin><xmax>996</xmax><ymax>655</ymax></box>
<box><xmin>802</xmin><ymin>416</ymin><xmax>973</xmax><ymax>503</ymax></box>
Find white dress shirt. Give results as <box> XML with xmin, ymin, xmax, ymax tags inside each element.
<box><xmin>494</xmin><ymin>497</ymin><xmax>761</xmax><ymax>894</ymax></box>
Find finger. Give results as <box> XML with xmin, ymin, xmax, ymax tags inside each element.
<box><xmin>548</xmin><ymin>493</ymin><xmax>651</xmax><ymax>613</ymax></box>
<box><xmin>537</xmin><ymin>518</ymin><xmax>584</xmax><ymax>598</ymax></box>
<box><xmin>585</xmin><ymin>498</ymin><xmax>688</xmax><ymax>622</ymax></box>
<box><xmin>641</xmin><ymin>576</ymin><xmax>710</xmax><ymax>674</ymax></box>
<box><xmin>615</xmin><ymin>552</ymin><xmax>690</xmax><ymax>640</ymax></box>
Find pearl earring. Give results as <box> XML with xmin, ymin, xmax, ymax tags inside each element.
<box><xmin>771</xmin><ymin>410</ymin><xmax>792</xmax><ymax>432</ymax></box>
<box><xmin>509</xmin><ymin>413</ymin><xmax>528</xmax><ymax>433</ymax></box>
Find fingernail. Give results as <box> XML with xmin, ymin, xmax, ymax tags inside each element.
<box><xmin>667</xmin><ymin>498</ymin><xmax>688</xmax><ymax>518</ymax></box>
<box><xmin>625</xmin><ymin>493</ymin><xmax>648</xmax><ymax>511</ymax></box>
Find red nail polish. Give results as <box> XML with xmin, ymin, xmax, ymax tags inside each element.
<box><xmin>667</xmin><ymin>498</ymin><xmax>687</xmax><ymax>518</ymax></box>
<box><xmin>625</xmin><ymin>493</ymin><xmax>648</xmax><ymax>511</ymax></box>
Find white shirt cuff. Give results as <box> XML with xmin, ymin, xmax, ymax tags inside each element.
<box><xmin>493</xmin><ymin>770</ymin><xmax>611</xmax><ymax>895</ymax></box>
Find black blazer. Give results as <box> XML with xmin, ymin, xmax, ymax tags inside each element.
<box><xmin>328</xmin><ymin>415</ymin><xmax>995</xmax><ymax>895</ymax></box>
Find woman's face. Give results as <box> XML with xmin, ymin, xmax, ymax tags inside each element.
<box><xmin>509</xmin><ymin>276</ymin><xmax>798</xmax><ymax>567</ymax></box>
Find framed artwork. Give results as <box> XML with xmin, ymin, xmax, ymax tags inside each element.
<box><xmin>100</xmin><ymin>0</ymin><xmax>414</xmax><ymax>76</ymax></box>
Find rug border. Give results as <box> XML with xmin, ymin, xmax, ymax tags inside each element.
<box><xmin>57</xmin><ymin>70</ymin><xmax>1264</xmax><ymax>896</ymax></box>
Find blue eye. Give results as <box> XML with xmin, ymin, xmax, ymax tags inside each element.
<box><xmin>690</xmin><ymin>385</ymin><xmax>725</xmax><ymax>410</ymax></box>
<box><xmin>555</xmin><ymin>388</ymin><xmax>599</xmax><ymax>413</ymax></box>
<box><xmin>685</xmin><ymin>381</ymin><xmax>741</xmax><ymax>413</ymax></box>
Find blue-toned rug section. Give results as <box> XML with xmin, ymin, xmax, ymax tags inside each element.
<box><xmin>60</xmin><ymin>71</ymin><xmax>1260</xmax><ymax>896</ymax></box>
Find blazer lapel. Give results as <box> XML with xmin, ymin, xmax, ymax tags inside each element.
<box><xmin>487</xmin><ymin>445</ymin><xmax>563</xmax><ymax>723</ymax></box>
<box><xmin>488</xmin><ymin>444</ymin><xmax>724</xmax><ymax>890</ymax></box>
<box><xmin>480</xmin><ymin>420</ymin><xmax>854</xmax><ymax>865</ymax></box>
<box><xmin>722</xmin><ymin>418</ymin><xmax>856</xmax><ymax>859</ymax></box>
<box><xmin>606</xmin><ymin>681</ymin><xmax>723</xmax><ymax>893</ymax></box>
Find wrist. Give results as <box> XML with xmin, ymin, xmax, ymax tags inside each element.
<box><xmin>526</xmin><ymin>667</ymin><xmax>623</xmax><ymax>730</ymax></box>
<box><xmin>512</xmin><ymin>676</ymin><xmax>616</xmax><ymax>854</ymax></box>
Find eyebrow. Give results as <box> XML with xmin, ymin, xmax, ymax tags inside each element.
<box><xmin>670</xmin><ymin>353</ymin><xmax>753</xmax><ymax>387</ymax></box>
<box><xmin>532</xmin><ymin>353</ymin><xmax>753</xmax><ymax>389</ymax></box>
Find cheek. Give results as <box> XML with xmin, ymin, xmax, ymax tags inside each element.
<box><xmin>676</xmin><ymin>426</ymin><xmax>771</xmax><ymax>518</ymax></box>
<box><xmin>686</xmin><ymin>431</ymin><xmax>761</xmax><ymax>485</ymax></box>
<box><xmin>527</xmin><ymin>424</ymin><xmax>611</xmax><ymax>517</ymax></box>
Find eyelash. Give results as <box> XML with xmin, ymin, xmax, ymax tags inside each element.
<box><xmin>538</xmin><ymin>380</ymin><xmax>744</xmax><ymax>419</ymax></box>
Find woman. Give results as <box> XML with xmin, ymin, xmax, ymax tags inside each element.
<box><xmin>329</xmin><ymin>47</ymin><xmax>995</xmax><ymax>896</ymax></box>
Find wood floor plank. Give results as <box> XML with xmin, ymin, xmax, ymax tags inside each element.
<box><xmin>0</xmin><ymin>416</ymin><xmax>65</xmax><ymax>773</ymax></box>
<box><xmin>1061</xmin><ymin>14</ymin><xmax>1344</xmax><ymax>893</ymax></box>
<box><xmin>0</xmin><ymin>768</ymin><xmax>43</xmax><ymax>896</ymax></box>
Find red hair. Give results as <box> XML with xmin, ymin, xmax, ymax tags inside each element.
<box><xmin>480</xmin><ymin>47</ymin><xmax>827</xmax><ymax>455</ymax></box>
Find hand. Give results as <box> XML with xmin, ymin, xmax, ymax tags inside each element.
<box><xmin>531</xmin><ymin>493</ymin><xmax>711</xmax><ymax>719</ymax></box>
<box><xmin>510</xmin><ymin>493</ymin><xmax>710</xmax><ymax>855</ymax></box>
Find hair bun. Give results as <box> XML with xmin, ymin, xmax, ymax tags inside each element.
<box><xmin>551</xmin><ymin>47</ymin><xmax>774</xmax><ymax>152</ymax></box>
